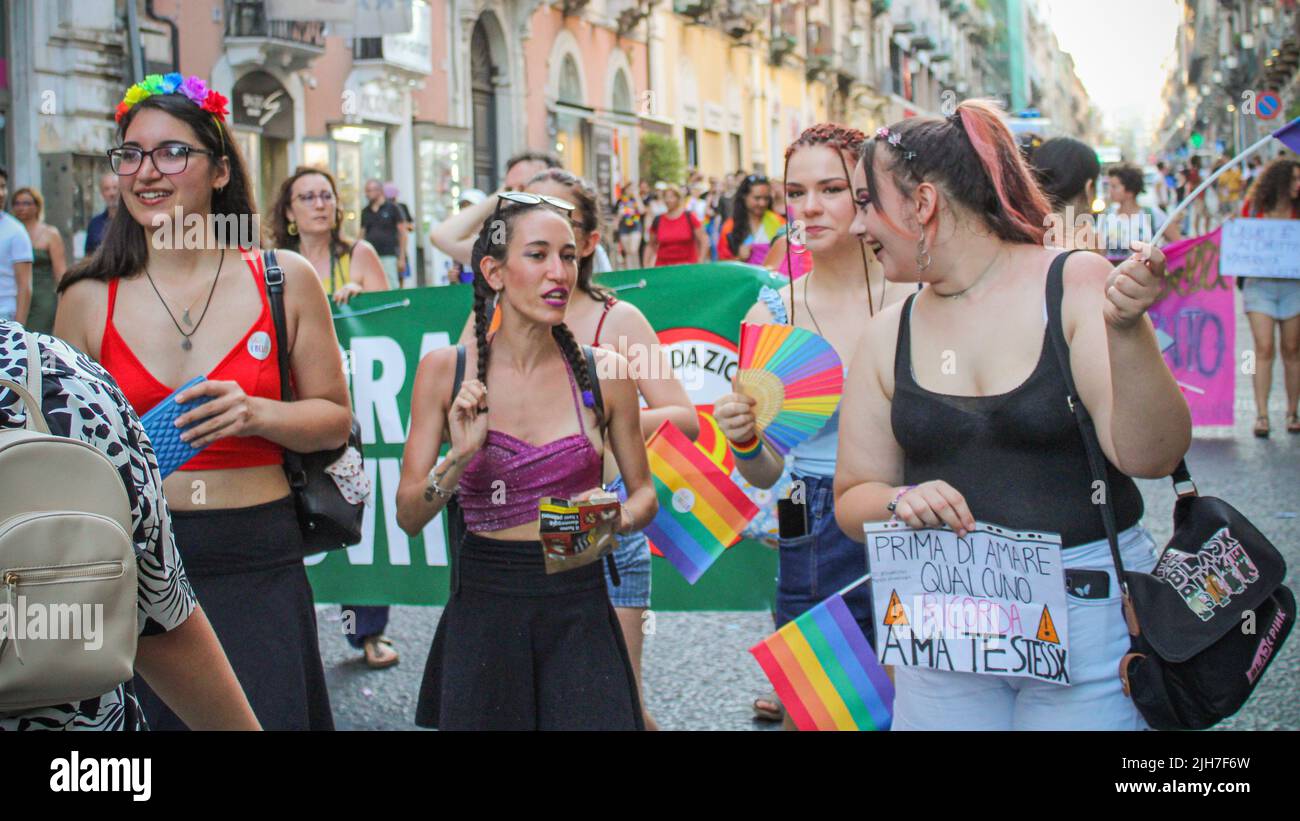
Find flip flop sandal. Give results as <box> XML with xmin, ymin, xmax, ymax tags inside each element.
<box><xmin>1254</xmin><ymin>416</ymin><xmax>1270</xmax><ymax>438</ymax></box>
<box><xmin>363</xmin><ymin>635</ymin><xmax>400</xmax><ymax>669</ymax></box>
<box><xmin>753</xmin><ymin>694</ymin><xmax>784</xmax><ymax>723</ymax></box>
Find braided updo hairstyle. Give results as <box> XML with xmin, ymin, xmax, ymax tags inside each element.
<box><xmin>469</xmin><ymin>203</ymin><xmax>606</xmax><ymax>430</ymax></box>
<box><xmin>780</xmin><ymin>122</ymin><xmax>872</xmax><ymax>322</ymax></box>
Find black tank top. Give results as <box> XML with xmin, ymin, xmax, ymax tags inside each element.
<box><xmin>890</xmin><ymin>264</ymin><xmax>1143</xmax><ymax>548</ymax></box>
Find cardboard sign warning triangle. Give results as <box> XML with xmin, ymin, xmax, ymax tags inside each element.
<box><xmin>1036</xmin><ymin>605</ymin><xmax>1060</xmax><ymax>644</ymax></box>
<box><xmin>884</xmin><ymin>589</ymin><xmax>909</xmax><ymax>626</ymax></box>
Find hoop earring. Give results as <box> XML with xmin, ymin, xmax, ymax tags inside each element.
<box><xmin>915</xmin><ymin>235</ymin><xmax>932</xmax><ymax>275</ymax></box>
<box><xmin>287</xmin><ymin>221</ymin><xmax>298</xmax><ymax>237</ymax></box>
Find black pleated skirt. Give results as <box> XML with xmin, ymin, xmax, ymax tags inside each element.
<box><xmin>416</xmin><ymin>532</ymin><xmax>643</xmax><ymax>731</ymax></box>
<box><xmin>133</xmin><ymin>496</ymin><xmax>334</xmax><ymax>731</ymax></box>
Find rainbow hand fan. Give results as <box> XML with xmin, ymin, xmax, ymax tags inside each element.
<box><xmin>736</xmin><ymin>322</ymin><xmax>843</xmax><ymax>456</ymax></box>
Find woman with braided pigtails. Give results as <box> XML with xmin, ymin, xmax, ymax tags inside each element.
<box><xmin>395</xmin><ymin>193</ymin><xmax>657</xmax><ymax>730</ymax></box>
<box><xmin>712</xmin><ymin>124</ymin><xmax>916</xmax><ymax>727</ymax></box>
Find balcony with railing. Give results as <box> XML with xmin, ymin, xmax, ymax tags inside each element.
<box><xmin>806</xmin><ymin>21</ymin><xmax>834</xmax><ymax>78</ymax></box>
<box><xmin>771</xmin><ymin>3</ymin><xmax>801</xmax><ymax>66</ymax></box>
<box><xmin>224</xmin><ymin>0</ymin><xmax>326</xmax><ymax>72</ymax></box>
<box><xmin>720</xmin><ymin>0</ymin><xmax>764</xmax><ymax>39</ymax></box>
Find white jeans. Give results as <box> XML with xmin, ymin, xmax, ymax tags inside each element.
<box><xmin>892</xmin><ymin>524</ymin><xmax>1158</xmax><ymax>731</ymax></box>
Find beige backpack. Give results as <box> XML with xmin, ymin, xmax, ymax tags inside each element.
<box><xmin>0</xmin><ymin>329</ymin><xmax>138</xmax><ymax>712</ymax></box>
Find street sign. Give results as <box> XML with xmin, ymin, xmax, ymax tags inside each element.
<box><xmin>1257</xmin><ymin>91</ymin><xmax>1281</xmax><ymax>120</ymax></box>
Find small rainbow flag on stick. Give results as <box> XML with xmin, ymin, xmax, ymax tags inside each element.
<box><xmin>749</xmin><ymin>586</ymin><xmax>894</xmax><ymax>731</ymax></box>
<box><xmin>644</xmin><ymin>420</ymin><xmax>759</xmax><ymax>584</ymax></box>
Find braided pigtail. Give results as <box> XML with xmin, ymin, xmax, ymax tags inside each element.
<box><xmin>471</xmin><ymin>272</ymin><xmax>492</xmax><ymax>386</ymax></box>
<box><xmin>552</xmin><ymin>322</ymin><xmax>605</xmax><ymax>432</ymax></box>
<box><xmin>470</xmin><ymin>203</ymin><xmax>518</xmax><ymax>386</ymax></box>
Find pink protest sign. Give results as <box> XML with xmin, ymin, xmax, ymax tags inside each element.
<box><xmin>1147</xmin><ymin>228</ymin><xmax>1235</xmax><ymax>426</ymax></box>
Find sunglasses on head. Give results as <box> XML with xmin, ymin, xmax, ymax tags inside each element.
<box><xmin>497</xmin><ymin>191</ymin><xmax>576</xmax><ymax>212</ymax></box>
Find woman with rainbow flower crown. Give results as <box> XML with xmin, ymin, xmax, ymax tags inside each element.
<box><xmin>56</xmin><ymin>74</ymin><xmax>352</xmax><ymax>730</ymax></box>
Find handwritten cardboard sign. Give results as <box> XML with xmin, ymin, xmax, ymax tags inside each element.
<box><xmin>1220</xmin><ymin>218</ymin><xmax>1300</xmax><ymax>279</ymax></box>
<box><xmin>865</xmin><ymin>521</ymin><xmax>1071</xmax><ymax>685</ymax></box>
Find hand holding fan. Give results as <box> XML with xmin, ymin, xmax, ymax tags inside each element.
<box><xmin>735</xmin><ymin>322</ymin><xmax>843</xmax><ymax>456</ymax></box>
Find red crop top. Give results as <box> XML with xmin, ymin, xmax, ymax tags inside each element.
<box><xmin>99</xmin><ymin>249</ymin><xmax>285</xmax><ymax>471</ymax></box>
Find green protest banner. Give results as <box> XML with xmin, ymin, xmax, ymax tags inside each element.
<box><xmin>307</xmin><ymin>262</ymin><xmax>787</xmax><ymax>611</ymax></box>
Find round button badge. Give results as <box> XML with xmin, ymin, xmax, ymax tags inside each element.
<box><xmin>247</xmin><ymin>331</ymin><xmax>272</xmax><ymax>361</ymax></box>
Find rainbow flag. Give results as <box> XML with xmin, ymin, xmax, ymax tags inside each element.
<box><xmin>749</xmin><ymin>592</ymin><xmax>894</xmax><ymax>731</ymax></box>
<box><xmin>644</xmin><ymin>420</ymin><xmax>759</xmax><ymax>583</ymax></box>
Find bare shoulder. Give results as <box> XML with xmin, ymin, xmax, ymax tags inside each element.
<box><xmin>271</xmin><ymin>248</ymin><xmax>324</xmax><ymax>292</ymax></box>
<box><xmin>415</xmin><ymin>345</ymin><xmax>461</xmax><ymax>406</ymax></box>
<box><xmin>864</xmin><ymin>293</ymin><xmax>907</xmax><ymax>343</ymax></box>
<box><xmin>350</xmin><ymin>239</ymin><xmax>382</xmax><ymax>264</ymax></box>
<box><xmin>1060</xmin><ymin>247</ymin><xmax>1112</xmax><ymax>291</ymax></box>
<box><xmin>743</xmin><ymin>285</ymin><xmax>787</xmax><ymax>324</ymax></box>
<box><xmin>590</xmin><ymin>344</ymin><xmax>629</xmax><ymax>375</ymax></box>
<box><xmin>603</xmin><ymin>298</ymin><xmax>654</xmax><ymax>339</ymax></box>
<box><xmin>1058</xmin><ymin>248</ymin><xmax>1109</xmax><ymax>338</ymax></box>
<box><xmin>858</xmin><ymin>294</ymin><xmax>907</xmax><ymax>387</ymax></box>
<box><xmin>52</xmin><ymin>276</ymin><xmax>108</xmax><ymax>354</ymax></box>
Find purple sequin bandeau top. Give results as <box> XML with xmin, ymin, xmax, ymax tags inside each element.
<box><xmin>457</xmin><ymin>355</ymin><xmax>603</xmax><ymax>532</ymax></box>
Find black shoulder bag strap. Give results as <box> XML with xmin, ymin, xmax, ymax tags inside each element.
<box><xmin>1044</xmin><ymin>251</ymin><xmax>1192</xmax><ymax>607</ymax></box>
<box><xmin>262</xmin><ymin>249</ymin><xmax>307</xmax><ymax>492</ymax></box>
<box><xmin>445</xmin><ymin>343</ymin><xmax>468</xmax><ymax>595</ymax></box>
<box><xmin>581</xmin><ymin>344</ymin><xmax>620</xmax><ymax>586</ymax></box>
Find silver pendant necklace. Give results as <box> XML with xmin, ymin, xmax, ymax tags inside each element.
<box><xmin>143</xmin><ymin>248</ymin><xmax>225</xmax><ymax>350</ymax></box>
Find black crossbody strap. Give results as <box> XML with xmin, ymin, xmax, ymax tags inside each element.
<box><xmin>1043</xmin><ymin>250</ymin><xmax>1130</xmax><ymax>587</ymax></box>
<box><xmin>451</xmin><ymin>344</ymin><xmax>466</xmax><ymax>398</ymax></box>
<box><xmin>580</xmin><ymin>344</ymin><xmax>620</xmax><ymax>587</ymax></box>
<box><xmin>582</xmin><ymin>345</ymin><xmax>605</xmax><ymax>429</ymax></box>
<box><xmin>262</xmin><ymin>249</ymin><xmax>306</xmax><ymax>488</ymax></box>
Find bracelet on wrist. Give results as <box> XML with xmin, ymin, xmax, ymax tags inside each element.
<box><xmin>424</xmin><ymin>466</ymin><xmax>458</xmax><ymax>502</ymax></box>
<box><xmin>730</xmin><ymin>435</ymin><xmax>763</xmax><ymax>461</ymax></box>
<box><xmin>887</xmin><ymin>485</ymin><xmax>916</xmax><ymax>519</ymax></box>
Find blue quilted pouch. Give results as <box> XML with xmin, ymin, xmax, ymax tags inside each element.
<box><xmin>140</xmin><ymin>376</ymin><xmax>216</xmax><ymax>478</ymax></box>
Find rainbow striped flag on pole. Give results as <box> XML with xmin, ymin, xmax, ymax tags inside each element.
<box><xmin>644</xmin><ymin>420</ymin><xmax>759</xmax><ymax>584</ymax></box>
<box><xmin>749</xmin><ymin>588</ymin><xmax>894</xmax><ymax>731</ymax></box>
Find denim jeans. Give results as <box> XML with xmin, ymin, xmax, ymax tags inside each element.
<box><xmin>891</xmin><ymin>525</ymin><xmax>1158</xmax><ymax>731</ymax></box>
<box><xmin>603</xmin><ymin>476</ymin><xmax>651</xmax><ymax>608</ymax></box>
<box><xmin>775</xmin><ymin>473</ymin><xmax>875</xmax><ymax>647</ymax></box>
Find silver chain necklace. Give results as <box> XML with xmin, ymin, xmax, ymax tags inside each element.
<box><xmin>934</xmin><ymin>247</ymin><xmax>1002</xmax><ymax>300</ymax></box>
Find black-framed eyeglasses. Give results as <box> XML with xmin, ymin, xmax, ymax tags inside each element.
<box><xmin>108</xmin><ymin>145</ymin><xmax>216</xmax><ymax>176</ymax></box>
<box><xmin>497</xmin><ymin>191</ymin><xmax>576</xmax><ymax>212</ymax></box>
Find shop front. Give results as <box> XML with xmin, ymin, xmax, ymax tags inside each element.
<box><xmin>231</xmin><ymin>70</ymin><xmax>295</xmax><ymax>213</ymax></box>
<box><xmin>415</xmin><ymin>123</ymin><xmax>472</xmax><ymax>285</ymax></box>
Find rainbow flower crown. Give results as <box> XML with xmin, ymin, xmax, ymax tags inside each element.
<box><xmin>115</xmin><ymin>73</ymin><xmax>230</xmax><ymax>124</ymax></box>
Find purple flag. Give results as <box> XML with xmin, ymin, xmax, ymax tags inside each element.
<box><xmin>1273</xmin><ymin>116</ymin><xmax>1300</xmax><ymax>154</ymax></box>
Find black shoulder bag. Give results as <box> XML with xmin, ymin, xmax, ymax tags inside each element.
<box><xmin>263</xmin><ymin>250</ymin><xmax>366</xmax><ymax>553</ymax></box>
<box><xmin>1045</xmin><ymin>252</ymin><xmax>1294</xmax><ymax>730</ymax></box>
